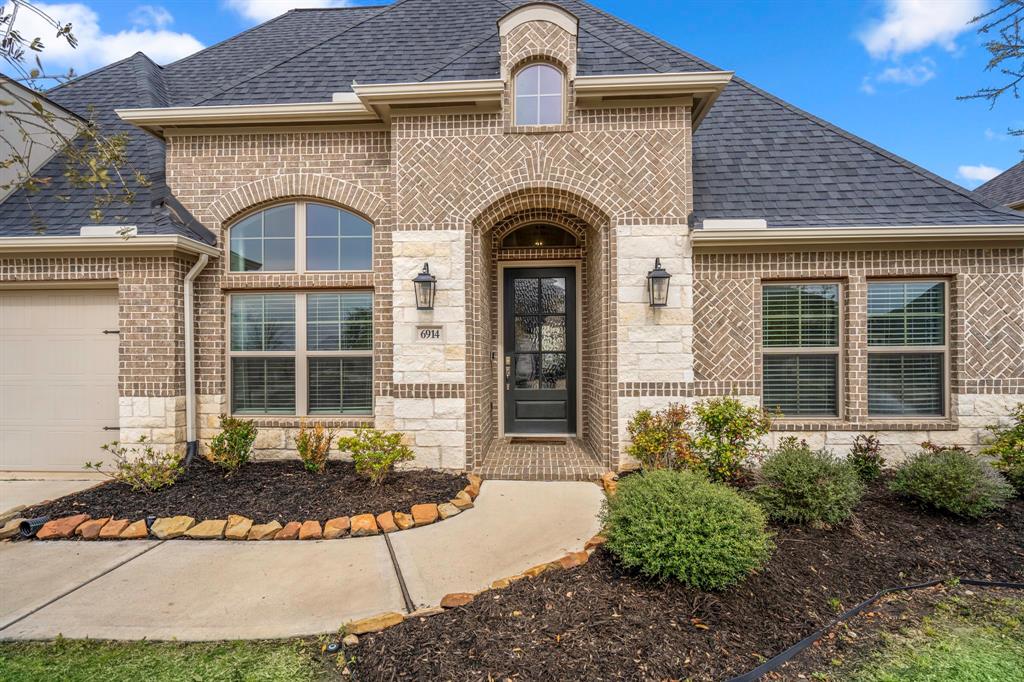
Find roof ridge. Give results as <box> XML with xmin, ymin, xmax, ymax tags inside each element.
<box><xmin>163</xmin><ymin>8</ymin><xmax>296</xmax><ymax>71</ymax></box>
<box><xmin>186</xmin><ymin>2</ymin><xmax>396</xmax><ymax>106</ymax></box>
<box><xmin>726</xmin><ymin>75</ymin><xmax>1024</xmax><ymax>222</ymax></box>
<box><xmin>46</xmin><ymin>51</ymin><xmax>155</xmax><ymax>98</ymax></box>
<box><xmin>288</xmin><ymin>4</ymin><xmax>390</xmax><ymax>11</ymax></box>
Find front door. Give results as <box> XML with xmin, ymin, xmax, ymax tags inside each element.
<box><xmin>503</xmin><ymin>267</ymin><xmax>576</xmax><ymax>435</ymax></box>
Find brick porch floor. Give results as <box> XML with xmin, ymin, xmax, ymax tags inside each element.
<box><xmin>475</xmin><ymin>437</ymin><xmax>608</xmax><ymax>481</ymax></box>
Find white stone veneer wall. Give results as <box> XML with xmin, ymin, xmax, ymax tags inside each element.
<box><xmin>617</xmin><ymin>393</ymin><xmax>1024</xmax><ymax>469</ymax></box>
<box><xmin>118</xmin><ymin>396</ymin><xmax>186</xmax><ymax>455</ymax></box>
<box><xmin>615</xmin><ymin>226</ymin><xmax>693</xmax><ymax>384</ymax></box>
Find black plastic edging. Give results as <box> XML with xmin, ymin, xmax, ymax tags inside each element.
<box><xmin>727</xmin><ymin>577</ymin><xmax>1024</xmax><ymax>682</ymax></box>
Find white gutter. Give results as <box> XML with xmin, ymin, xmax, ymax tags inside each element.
<box><xmin>691</xmin><ymin>225</ymin><xmax>1024</xmax><ymax>248</ymax></box>
<box><xmin>0</xmin><ymin>234</ymin><xmax>220</xmax><ymax>256</ymax></box>
<box><xmin>183</xmin><ymin>253</ymin><xmax>209</xmax><ymax>464</ymax></box>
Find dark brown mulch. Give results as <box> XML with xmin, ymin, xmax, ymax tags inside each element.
<box><xmin>352</xmin><ymin>480</ymin><xmax>1024</xmax><ymax>682</ymax></box>
<box><xmin>19</xmin><ymin>457</ymin><xmax>467</xmax><ymax>525</ymax></box>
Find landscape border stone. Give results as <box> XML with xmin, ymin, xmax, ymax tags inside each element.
<box><xmin>10</xmin><ymin>474</ymin><xmax>486</xmax><ymax>543</ymax></box>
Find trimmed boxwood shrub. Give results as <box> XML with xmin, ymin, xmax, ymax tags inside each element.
<box><xmin>890</xmin><ymin>447</ymin><xmax>1014</xmax><ymax>519</ymax></box>
<box><xmin>602</xmin><ymin>469</ymin><xmax>774</xmax><ymax>590</ymax></box>
<box><xmin>751</xmin><ymin>440</ymin><xmax>865</xmax><ymax>527</ymax></box>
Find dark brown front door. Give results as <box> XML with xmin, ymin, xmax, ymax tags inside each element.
<box><xmin>503</xmin><ymin>267</ymin><xmax>576</xmax><ymax>434</ymax></box>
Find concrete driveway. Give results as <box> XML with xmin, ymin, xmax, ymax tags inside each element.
<box><xmin>0</xmin><ymin>474</ymin><xmax>104</xmax><ymax>518</ymax></box>
<box><xmin>0</xmin><ymin>480</ymin><xmax>604</xmax><ymax>641</ymax></box>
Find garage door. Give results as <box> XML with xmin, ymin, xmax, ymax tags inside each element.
<box><xmin>0</xmin><ymin>288</ymin><xmax>119</xmax><ymax>471</ymax></box>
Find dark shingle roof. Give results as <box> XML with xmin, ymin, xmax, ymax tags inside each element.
<box><xmin>0</xmin><ymin>53</ymin><xmax>213</xmax><ymax>242</ymax></box>
<box><xmin>3</xmin><ymin>0</ymin><xmax>1022</xmax><ymax>238</ymax></box>
<box><xmin>975</xmin><ymin>160</ymin><xmax>1024</xmax><ymax>209</ymax></box>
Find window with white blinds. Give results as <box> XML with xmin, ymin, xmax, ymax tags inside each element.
<box><xmin>229</xmin><ymin>292</ymin><xmax>373</xmax><ymax>416</ymax></box>
<box><xmin>867</xmin><ymin>281</ymin><xmax>946</xmax><ymax>417</ymax></box>
<box><xmin>761</xmin><ymin>283</ymin><xmax>841</xmax><ymax>417</ymax></box>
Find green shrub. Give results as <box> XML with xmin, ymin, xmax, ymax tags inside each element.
<box><xmin>85</xmin><ymin>436</ymin><xmax>183</xmax><ymax>492</ymax></box>
<box><xmin>690</xmin><ymin>397</ymin><xmax>771</xmax><ymax>483</ymax></box>
<box><xmin>751</xmin><ymin>438</ymin><xmax>865</xmax><ymax>526</ymax></box>
<box><xmin>207</xmin><ymin>415</ymin><xmax>257</xmax><ymax>472</ymax></box>
<box><xmin>890</xmin><ymin>447</ymin><xmax>1014</xmax><ymax>519</ymax></box>
<box><xmin>296</xmin><ymin>420</ymin><xmax>337</xmax><ymax>474</ymax></box>
<box><xmin>625</xmin><ymin>404</ymin><xmax>697</xmax><ymax>471</ymax></box>
<box><xmin>848</xmin><ymin>434</ymin><xmax>884</xmax><ymax>482</ymax></box>
<box><xmin>602</xmin><ymin>469</ymin><xmax>774</xmax><ymax>590</ymax></box>
<box><xmin>337</xmin><ymin>428</ymin><xmax>415</xmax><ymax>485</ymax></box>
<box><xmin>981</xmin><ymin>403</ymin><xmax>1024</xmax><ymax>494</ymax></box>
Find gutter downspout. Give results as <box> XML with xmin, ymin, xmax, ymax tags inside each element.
<box><xmin>183</xmin><ymin>253</ymin><xmax>209</xmax><ymax>466</ymax></box>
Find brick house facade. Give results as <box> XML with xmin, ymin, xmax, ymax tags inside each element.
<box><xmin>2</xmin><ymin>1</ymin><xmax>1022</xmax><ymax>476</ymax></box>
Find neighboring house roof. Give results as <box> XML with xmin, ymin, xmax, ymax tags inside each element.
<box><xmin>2</xmin><ymin>0</ymin><xmax>1022</xmax><ymax>239</ymax></box>
<box><xmin>975</xmin><ymin>160</ymin><xmax>1024</xmax><ymax>210</ymax></box>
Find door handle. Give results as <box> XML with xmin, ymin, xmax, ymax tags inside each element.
<box><xmin>504</xmin><ymin>355</ymin><xmax>512</xmax><ymax>388</ymax></box>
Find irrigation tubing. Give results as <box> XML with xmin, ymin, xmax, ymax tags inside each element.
<box><xmin>726</xmin><ymin>577</ymin><xmax>1024</xmax><ymax>682</ymax></box>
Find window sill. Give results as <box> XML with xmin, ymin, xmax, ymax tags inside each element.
<box><xmin>771</xmin><ymin>419</ymin><xmax>958</xmax><ymax>432</ymax></box>
<box><xmin>507</xmin><ymin>124</ymin><xmax>573</xmax><ymax>134</ymax></box>
<box><xmin>235</xmin><ymin>415</ymin><xmax>375</xmax><ymax>429</ymax></box>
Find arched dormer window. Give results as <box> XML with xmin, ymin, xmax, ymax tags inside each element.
<box><xmin>229</xmin><ymin>202</ymin><xmax>373</xmax><ymax>272</ymax></box>
<box><xmin>514</xmin><ymin>63</ymin><xmax>564</xmax><ymax>126</ymax></box>
<box><xmin>501</xmin><ymin>223</ymin><xmax>578</xmax><ymax>248</ymax></box>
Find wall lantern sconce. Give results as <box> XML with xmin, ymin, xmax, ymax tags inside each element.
<box><xmin>646</xmin><ymin>258</ymin><xmax>671</xmax><ymax>307</ymax></box>
<box><xmin>413</xmin><ymin>262</ymin><xmax>437</xmax><ymax>310</ymax></box>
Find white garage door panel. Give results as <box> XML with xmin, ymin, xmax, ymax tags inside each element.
<box><xmin>0</xmin><ymin>288</ymin><xmax>119</xmax><ymax>471</ymax></box>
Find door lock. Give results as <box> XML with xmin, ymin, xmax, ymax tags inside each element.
<box><xmin>504</xmin><ymin>355</ymin><xmax>512</xmax><ymax>388</ymax></box>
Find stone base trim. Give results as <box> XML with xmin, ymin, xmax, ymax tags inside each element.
<box><xmin>392</xmin><ymin>383</ymin><xmax>467</xmax><ymax>399</ymax></box>
<box><xmin>23</xmin><ymin>475</ymin><xmax>483</xmax><ymax>542</ymax></box>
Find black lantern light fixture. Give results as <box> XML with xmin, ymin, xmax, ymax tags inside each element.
<box><xmin>646</xmin><ymin>258</ymin><xmax>671</xmax><ymax>307</ymax></box>
<box><xmin>413</xmin><ymin>262</ymin><xmax>437</xmax><ymax>310</ymax></box>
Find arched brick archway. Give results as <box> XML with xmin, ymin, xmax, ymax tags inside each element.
<box><xmin>466</xmin><ymin>188</ymin><xmax>618</xmax><ymax>471</ymax></box>
<box><xmin>208</xmin><ymin>172</ymin><xmax>388</xmax><ymax>230</ymax></box>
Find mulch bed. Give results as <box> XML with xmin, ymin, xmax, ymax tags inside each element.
<box><xmin>19</xmin><ymin>457</ymin><xmax>467</xmax><ymax>525</ymax></box>
<box><xmin>351</xmin><ymin>478</ymin><xmax>1024</xmax><ymax>682</ymax></box>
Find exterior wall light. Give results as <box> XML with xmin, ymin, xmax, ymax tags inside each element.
<box><xmin>413</xmin><ymin>262</ymin><xmax>437</xmax><ymax>310</ymax></box>
<box><xmin>647</xmin><ymin>258</ymin><xmax>671</xmax><ymax>307</ymax></box>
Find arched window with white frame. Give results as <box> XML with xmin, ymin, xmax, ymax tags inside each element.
<box><xmin>514</xmin><ymin>63</ymin><xmax>564</xmax><ymax>126</ymax></box>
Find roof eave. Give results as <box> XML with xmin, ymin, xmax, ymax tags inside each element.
<box><xmin>691</xmin><ymin>224</ymin><xmax>1024</xmax><ymax>251</ymax></box>
<box><xmin>0</xmin><ymin>234</ymin><xmax>221</xmax><ymax>257</ymax></box>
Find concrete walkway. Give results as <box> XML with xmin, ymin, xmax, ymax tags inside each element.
<box><xmin>0</xmin><ymin>480</ymin><xmax>604</xmax><ymax>641</ymax></box>
<box><xmin>1</xmin><ymin>475</ymin><xmax>103</xmax><ymax>518</ymax></box>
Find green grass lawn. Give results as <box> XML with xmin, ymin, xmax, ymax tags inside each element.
<box><xmin>846</xmin><ymin>591</ymin><xmax>1024</xmax><ymax>682</ymax></box>
<box><xmin>0</xmin><ymin>637</ymin><xmax>333</xmax><ymax>682</ymax></box>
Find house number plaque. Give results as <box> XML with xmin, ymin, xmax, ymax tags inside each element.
<box><xmin>416</xmin><ymin>325</ymin><xmax>443</xmax><ymax>342</ymax></box>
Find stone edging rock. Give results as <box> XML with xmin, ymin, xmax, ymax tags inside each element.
<box><xmin>339</xmin><ymin>533</ymin><xmax>609</xmax><ymax>644</ymax></box>
<box><xmin>0</xmin><ymin>474</ymin><xmax>483</xmax><ymax>542</ymax></box>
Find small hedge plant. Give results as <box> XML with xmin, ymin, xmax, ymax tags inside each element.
<box><xmin>848</xmin><ymin>434</ymin><xmax>884</xmax><ymax>482</ymax></box>
<box><xmin>981</xmin><ymin>403</ymin><xmax>1024</xmax><ymax>494</ymax></box>
<box><xmin>207</xmin><ymin>415</ymin><xmax>257</xmax><ymax>472</ymax></box>
<box><xmin>337</xmin><ymin>428</ymin><xmax>415</xmax><ymax>485</ymax></box>
<box><xmin>296</xmin><ymin>420</ymin><xmax>336</xmax><ymax>474</ymax></box>
<box><xmin>751</xmin><ymin>438</ymin><xmax>865</xmax><ymax>527</ymax></box>
<box><xmin>890</xmin><ymin>446</ymin><xmax>1014</xmax><ymax>519</ymax></box>
<box><xmin>85</xmin><ymin>436</ymin><xmax>183</xmax><ymax>492</ymax></box>
<box><xmin>602</xmin><ymin>469</ymin><xmax>774</xmax><ymax>590</ymax></box>
<box><xmin>625</xmin><ymin>404</ymin><xmax>698</xmax><ymax>471</ymax></box>
<box><xmin>625</xmin><ymin>398</ymin><xmax>771</xmax><ymax>484</ymax></box>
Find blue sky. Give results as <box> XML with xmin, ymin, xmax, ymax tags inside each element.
<box><xmin>5</xmin><ymin>0</ymin><xmax>1022</xmax><ymax>188</ymax></box>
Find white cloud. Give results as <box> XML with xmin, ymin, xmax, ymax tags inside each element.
<box><xmin>957</xmin><ymin>164</ymin><xmax>1003</xmax><ymax>184</ymax></box>
<box><xmin>4</xmin><ymin>2</ymin><xmax>203</xmax><ymax>77</ymax></box>
<box><xmin>859</xmin><ymin>77</ymin><xmax>877</xmax><ymax>95</ymax></box>
<box><xmin>859</xmin><ymin>0</ymin><xmax>984</xmax><ymax>59</ymax></box>
<box><xmin>223</xmin><ymin>0</ymin><xmax>352</xmax><ymax>23</ymax></box>
<box><xmin>130</xmin><ymin>5</ymin><xmax>174</xmax><ymax>29</ymax></box>
<box><xmin>876</xmin><ymin>58</ymin><xmax>936</xmax><ymax>86</ymax></box>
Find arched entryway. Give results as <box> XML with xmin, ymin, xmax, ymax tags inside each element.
<box><xmin>465</xmin><ymin>189</ymin><xmax>617</xmax><ymax>478</ymax></box>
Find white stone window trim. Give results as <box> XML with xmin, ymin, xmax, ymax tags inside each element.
<box><xmin>865</xmin><ymin>277</ymin><xmax>951</xmax><ymax>421</ymax></box>
<box><xmin>513</xmin><ymin>63</ymin><xmax>565</xmax><ymax>127</ymax></box>
<box><xmin>226</xmin><ymin>200</ymin><xmax>374</xmax><ymax>275</ymax></box>
<box><xmin>226</xmin><ymin>290</ymin><xmax>374</xmax><ymax>417</ymax></box>
<box><xmin>761</xmin><ymin>280</ymin><xmax>845</xmax><ymax>421</ymax></box>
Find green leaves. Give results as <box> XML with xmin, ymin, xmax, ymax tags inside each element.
<box><xmin>207</xmin><ymin>415</ymin><xmax>257</xmax><ymax>473</ymax></box>
<box><xmin>891</xmin><ymin>447</ymin><xmax>1014</xmax><ymax>519</ymax></box>
<box><xmin>85</xmin><ymin>437</ymin><xmax>183</xmax><ymax>493</ymax></box>
<box><xmin>337</xmin><ymin>428</ymin><xmax>415</xmax><ymax>486</ymax></box>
